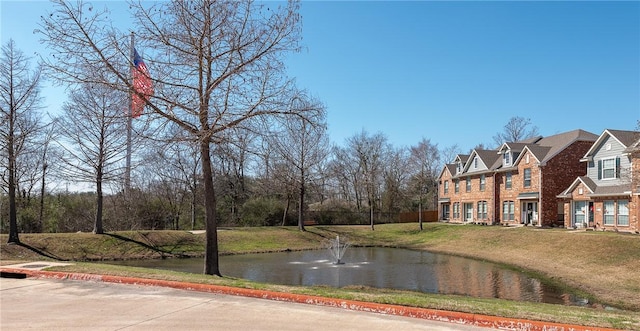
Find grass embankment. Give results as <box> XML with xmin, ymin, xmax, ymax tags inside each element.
<box><xmin>1</xmin><ymin>223</ymin><xmax>639</xmax><ymax>330</ymax></box>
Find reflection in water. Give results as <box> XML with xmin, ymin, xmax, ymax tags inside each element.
<box><xmin>104</xmin><ymin>247</ymin><xmax>587</xmax><ymax>306</ymax></box>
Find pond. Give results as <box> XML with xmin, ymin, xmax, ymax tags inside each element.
<box><xmin>105</xmin><ymin>247</ymin><xmax>589</xmax><ymax>306</ymax></box>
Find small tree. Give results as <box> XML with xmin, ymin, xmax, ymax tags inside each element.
<box><xmin>409</xmin><ymin>138</ymin><xmax>440</xmax><ymax>230</ymax></box>
<box><xmin>56</xmin><ymin>84</ymin><xmax>128</xmax><ymax>234</ymax></box>
<box><xmin>346</xmin><ymin>130</ymin><xmax>389</xmax><ymax>231</ymax></box>
<box><xmin>270</xmin><ymin>93</ymin><xmax>328</xmax><ymax>231</ymax></box>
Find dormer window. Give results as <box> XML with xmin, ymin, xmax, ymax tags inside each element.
<box><xmin>503</xmin><ymin>152</ymin><xmax>511</xmax><ymax>166</ymax></box>
<box><xmin>456</xmin><ymin>163</ymin><xmax>462</xmax><ymax>174</ymax></box>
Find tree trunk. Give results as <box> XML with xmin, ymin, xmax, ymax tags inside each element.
<box><xmin>419</xmin><ymin>200</ymin><xmax>423</xmax><ymax>231</ymax></box>
<box><xmin>7</xmin><ymin>166</ymin><xmax>19</xmax><ymax>243</ymax></box>
<box><xmin>201</xmin><ymin>141</ymin><xmax>221</xmax><ymax>276</ymax></box>
<box><xmin>298</xmin><ymin>171</ymin><xmax>305</xmax><ymax>232</ymax></box>
<box><xmin>38</xmin><ymin>163</ymin><xmax>47</xmax><ymax>233</ymax></box>
<box><xmin>369</xmin><ymin>197</ymin><xmax>375</xmax><ymax>231</ymax></box>
<box><xmin>191</xmin><ymin>171</ymin><xmax>197</xmax><ymax>230</ymax></box>
<box><xmin>281</xmin><ymin>193</ymin><xmax>290</xmax><ymax>226</ymax></box>
<box><xmin>93</xmin><ymin>171</ymin><xmax>104</xmax><ymax>234</ymax></box>
<box><xmin>7</xmin><ymin>105</ymin><xmax>19</xmax><ymax>244</ymax></box>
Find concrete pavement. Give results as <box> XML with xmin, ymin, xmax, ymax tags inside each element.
<box><xmin>1</xmin><ymin>277</ymin><xmax>488</xmax><ymax>331</ymax></box>
<box><xmin>0</xmin><ymin>263</ymin><xmax>620</xmax><ymax>331</ymax></box>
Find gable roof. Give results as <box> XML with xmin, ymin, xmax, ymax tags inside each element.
<box><xmin>454</xmin><ymin>154</ymin><xmax>470</xmax><ymax>164</ymax></box>
<box><xmin>497</xmin><ymin>142</ymin><xmax>528</xmax><ymax>154</ymax></box>
<box><xmin>582</xmin><ymin>129</ymin><xmax>640</xmax><ymax>158</ymax></box>
<box><xmin>515</xmin><ymin>129</ymin><xmax>597</xmax><ymax>165</ymax></box>
<box><xmin>518</xmin><ymin>145</ymin><xmax>551</xmax><ymax>164</ymax></box>
<box><xmin>438</xmin><ymin>163</ymin><xmax>457</xmax><ymax>180</ymax></box>
<box><xmin>463</xmin><ymin>149</ymin><xmax>501</xmax><ymax>173</ymax></box>
<box><xmin>541</xmin><ymin>129</ymin><xmax>597</xmax><ymax>161</ymax></box>
<box><xmin>558</xmin><ymin>176</ymin><xmax>596</xmax><ymax>197</ymax></box>
<box><xmin>558</xmin><ymin>175</ymin><xmax>632</xmax><ymax>198</ymax></box>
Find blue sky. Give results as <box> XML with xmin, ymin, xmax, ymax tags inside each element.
<box><xmin>2</xmin><ymin>1</ymin><xmax>639</xmax><ymax>154</ymax></box>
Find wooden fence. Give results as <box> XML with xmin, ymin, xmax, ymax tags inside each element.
<box><xmin>397</xmin><ymin>211</ymin><xmax>438</xmax><ymax>223</ymax></box>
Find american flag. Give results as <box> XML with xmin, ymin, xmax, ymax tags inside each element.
<box><xmin>132</xmin><ymin>48</ymin><xmax>153</xmax><ymax>117</ymax></box>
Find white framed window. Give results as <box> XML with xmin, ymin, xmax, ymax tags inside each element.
<box><xmin>505</xmin><ymin>172</ymin><xmax>512</xmax><ymax>189</ymax></box>
<box><xmin>443</xmin><ymin>180</ymin><xmax>449</xmax><ymax>194</ymax></box>
<box><xmin>477</xmin><ymin>201</ymin><xmax>487</xmax><ymax>219</ymax></box>
<box><xmin>453</xmin><ymin>202</ymin><xmax>460</xmax><ymax>219</ymax></box>
<box><xmin>479</xmin><ymin>175</ymin><xmax>486</xmax><ymax>191</ymax></box>
<box><xmin>474</xmin><ymin>157</ymin><xmax>478</xmax><ymax>169</ymax></box>
<box><xmin>503</xmin><ymin>152</ymin><xmax>511</xmax><ymax>166</ymax></box>
<box><xmin>601</xmin><ymin>158</ymin><xmax>616</xmax><ymax>180</ymax></box>
<box><xmin>466</xmin><ymin>176</ymin><xmax>471</xmax><ymax>192</ymax></box>
<box><xmin>454</xmin><ymin>180</ymin><xmax>459</xmax><ymax>193</ymax></box>
<box><xmin>604</xmin><ymin>200</ymin><xmax>615</xmax><ymax>225</ymax></box>
<box><xmin>503</xmin><ymin>201</ymin><xmax>514</xmax><ymax>221</ymax></box>
<box><xmin>618</xmin><ymin>200</ymin><xmax>629</xmax><ymax>226</ymax></box>
<box><xmin>523</xmin><ymin>168</ymin><xmax>531</xmax><ymax>188</ymax></box>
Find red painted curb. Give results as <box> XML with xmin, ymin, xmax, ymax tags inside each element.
<box><xmin>1</xmin><ymin>267</ymin><xmax>624</xmax><ymax>331</ymax></box>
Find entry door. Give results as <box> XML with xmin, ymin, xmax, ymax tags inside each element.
<box><xmin>441</xmin><ymin>204</ymin><xmax>450</xmax><ymax>220</ymax></box>
<box><xmin>464</xmin><ymin>203</ymin><xmax>473</xmax><ymax>222</ymax></box>
<box><xmin>522</xmin><ymin>202</ymin><xmax>538</xmax><ymax>225</ymax></box>
<box><xmin>573</xmin><ymin>201</ymin><xmax>587</xmax><ymax>228</ymax></box>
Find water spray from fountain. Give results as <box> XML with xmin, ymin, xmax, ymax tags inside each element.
<box><xmin>325</xmin><ymin>235</ymin><xmax>350</xmax><ymax>265</ymax></box>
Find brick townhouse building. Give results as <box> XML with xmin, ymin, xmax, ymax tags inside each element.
<box><xmin>557</xmin><ymin>129</ymin><xmax>640</xmax><ymax>233</ymax></box>
<box><xmin>438</xmin><ymin>129</ymin><xmax>598</xmax><ymax>226</ymax></box>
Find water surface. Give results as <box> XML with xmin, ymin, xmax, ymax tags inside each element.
<box><xmin>106</xmin><ymin>247</ymin><xmax>588</xmax><ymax>306</ymax></box>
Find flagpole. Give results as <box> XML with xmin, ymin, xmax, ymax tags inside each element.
<box><xmin>125</xmin><ymin>32</ymin><xmax>134</xmax><ymax>195</ymax></box>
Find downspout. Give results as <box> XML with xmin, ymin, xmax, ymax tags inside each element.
<box><xmin>492</xmin><ymin>172</ymin><xmax>496</xmax><ymax>225</ymax></box>
<box><xmin>538</xmin><ymin>163</ymin><xmax>542</xmax><ymax>227</ymax></box>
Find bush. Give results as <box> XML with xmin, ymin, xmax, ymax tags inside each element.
<box><xmin>239</xmin><ymin>197</ymin><xmax>285</xmax><ymax>226</ymax></box>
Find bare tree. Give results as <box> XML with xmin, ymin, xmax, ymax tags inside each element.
<box><xmin>270</xmin><ymin>93</ymin><xmax>329</xmax><ymax>231</ymax></box>
<box><xmin>39</xmin><ymin>0</ymin><xmax>308</xmax><ymax>276</ymax></box>
<box><xmin>347</xmin><ymin>130</ymin><xmax>389</xmax><ymax>231</ymax></box>
<box><xmin>492</xmin><ymin>116</ymin><xmax>540</xmax><ymax>147</ymax></box>
<box><xmin>440</xmin><ymin>144</ymin><xmax>462</xmax><ymax>166</ymax></box>
<box><xmin>140</xmin><ymin>135</ymin><xmax>201</xmax><ymax>230</ymax></box>
<box><xmin>213</xmin><ymin>129</ymin><xmax>255</xmax><ymax>224</ymax></box>
<box><xmin>330</xmin><ymin>145</ymin><xmax>363</xmax><ymax>210</ymax></box>
<box><xmin>56</xmin><ymin>84</ymin><xmax>128</xmax><ymax>234</ymax></box>
<box><xmin>0</xmin><ymin>40</ymin><xmax>43</xmax><ymax>243</ymax></box>
<box><xmin>409</xmin><ymin>138</ymin><xmax>441</xmax><ymax>230</ymax></box>
<box><xmin>382</xmin><ymin>146</ymin><xmax>409</xmax><ymax>221</ymax></box>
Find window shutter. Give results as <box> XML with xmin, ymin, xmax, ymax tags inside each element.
<box><xmin>597</xmin><ymin>160</ymin><xmax>602</xmax><ymax>180</ymax></box>
<box><xmin>615</xmin><ymin>157</ymin><xmax>621</xmax><ymax>178</ymax></box>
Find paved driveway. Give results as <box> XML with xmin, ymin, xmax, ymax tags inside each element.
<box><xmin>1</xmin><ymin>277</ymin><xmax>489</xmax><ymax>331</ymax></box>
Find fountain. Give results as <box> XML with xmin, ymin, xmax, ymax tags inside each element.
<box><xmin>325</xmin><ymin>235</ymin><xmax>350</xmax><ymax>264</ymax></box>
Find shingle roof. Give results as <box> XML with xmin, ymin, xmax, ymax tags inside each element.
<box><xmin>456</xmin><ymin>154</ymin><xmax>470</xmax><ymax>163</ymax></box>
<box><xmin>608</xmin><ymin>129</ymin><xmax>639</xmax><ymax>148</ymax></box>
<box><xmin>530</xmin><ymin>129</ymin><xmax>598</xmax><ymax>163</ymax></box>
<box><xmin>582</xmin><ymin>129</ymin><xmax>640</xmax><ymax>158</ymax></box>
<box><xmin>474</xmin><ymin>149</ymin><xmax>501</xmax><ymax>170</ymax></box>
<box><xmin>590</xmin><ymin>183</ymin><xmax>632</xmax><ymax>196</ymax></box>
<box><xmin>445</xmin><ymin>163</ymin><xmax>456</xmax><ymax>176</ymax></box>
